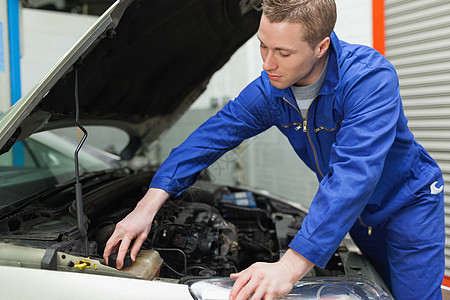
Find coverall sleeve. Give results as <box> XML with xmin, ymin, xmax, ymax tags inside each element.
<box><xmin>150</xmin><ymin>78</ymin><xmax>273</xmax><ymax>196</ymax></box>
<box><xmin>289</xmin><ymin>65</ymin><xmax>402</xmax><ymax>268</ymax></box>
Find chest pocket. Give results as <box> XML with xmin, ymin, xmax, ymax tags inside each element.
<box><xmin>311</xmin><ymin>112</ymin><xmax>343</xmax><ymax>170</ymax></box>
<box><xmin>313</xmin><ymin>103</ymin><xmax>343</xmax><ymax>133</ymax></box>
<box><xmin>312</xmin><ymin>93</ymin><xmax>344</xmax><ymax>135</ymax></box>
<box><xmin>314</xmin><ymin>117</ymin><xmax>343</xmax><ymax>133</ymax></box>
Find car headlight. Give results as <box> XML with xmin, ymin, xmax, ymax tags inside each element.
<box><xmin>188</xmin><ymin>277</ymin><xmax>392</xmax><ymax>300</ymax></box>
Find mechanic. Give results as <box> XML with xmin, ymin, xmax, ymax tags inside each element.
<box><xmin>103</xmin><ymin>0</ymin><xmax>445</xmax><ymax>299</ymax></box>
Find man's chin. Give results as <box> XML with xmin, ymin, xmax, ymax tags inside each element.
<box><xmin>269</xmin><ymin>79</ymin><xmax>290</xmax><ymax>90</ymax></box>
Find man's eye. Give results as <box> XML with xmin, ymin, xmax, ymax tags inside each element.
<box><xmin>260</xmin><ymin>43</ymin><xmax>267</xmax><ymax>49</ymax></box>
<box><xmin>279</xmin><ymin>52</ymin><xmax>290</xmax><ymax>57</ymax></box>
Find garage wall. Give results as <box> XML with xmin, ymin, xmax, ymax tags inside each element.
<box><xmin>384</xmin><ymin>0</ymin><xmax>450</xmax><ymax>275</ymax></box>
<box><xmin>21</xmin><ymin>8</ymin><xmax>97</xmax><ymax>98</ymax></box>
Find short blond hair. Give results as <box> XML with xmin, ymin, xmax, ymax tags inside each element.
<box><xmin>262</xmin><ymin>0</ymin><xmax>337</xmax><ymax>47</ymax></box>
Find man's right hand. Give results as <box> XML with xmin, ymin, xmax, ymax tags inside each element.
<box><xmin>103</xmin><ymin>188</ymin><xmax>170</xmax><ymax>269</ymax></box>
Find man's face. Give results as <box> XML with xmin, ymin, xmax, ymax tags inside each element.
<box><xmin>257</xmin><ymin>14</ymin><xmax>327</xmax><ymax>89</ymax></box>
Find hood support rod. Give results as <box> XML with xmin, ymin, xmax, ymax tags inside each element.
<box><xmin>74</xmin><ymin>61</ymin><xmax>89</xmax><ymax>257</ymax></box>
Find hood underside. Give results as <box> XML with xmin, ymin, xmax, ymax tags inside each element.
<box><xmin>1</xmin><ymin>0</ymin><xmax>261</xmax><ymax>158</ymax></box>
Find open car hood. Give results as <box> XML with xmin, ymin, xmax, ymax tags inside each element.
<box><xmin>0</xmin><ymin>0</ymin><xmax>261</xmax><ymax>159</ymax></box>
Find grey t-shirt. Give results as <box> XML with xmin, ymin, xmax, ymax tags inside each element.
<box><xmin>290</xmin><ymin>55</ymin><xmax>329</xmax><ymax>117</ymax></box>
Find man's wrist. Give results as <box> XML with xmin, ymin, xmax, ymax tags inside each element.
<box><xmin>279</xmin><ymin>248</ymin><xmax>314</xmax><ymax>284</ymax></box>
<box><xmin>137</xmin><ymin>188</ymin><xmax>170</xmax><ymax>218</ymax></box>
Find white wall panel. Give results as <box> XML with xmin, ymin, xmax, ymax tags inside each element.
<box><xmin>385</xmin><ymin>0</ymin><xmax>450</xmax><ymax>275</ymax></box>
<box><xmin>334</xmin><ymin>0</ymin><xmax>372</xmax><ymax>46</ymax></box>
<box><xmin>21</xmin><ymin>9</ymin><xmax>97</xmax><ymax>98</ymax></box>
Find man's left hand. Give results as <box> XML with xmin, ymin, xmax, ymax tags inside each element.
<box><xmin>228</xmin><ymin>249</ymin><xmax>314</xmax><ymax>300</ymax></box>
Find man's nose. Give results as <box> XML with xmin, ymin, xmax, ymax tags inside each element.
<box><xmin>262</xmin><ymin>51</ymin><xmax>277</xmax><ymax>71</ymax></box>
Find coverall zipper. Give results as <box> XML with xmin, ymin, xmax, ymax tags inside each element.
<box><xmin>282</xmin><ymin>99</ymin><xmax>373</xmax><ymax>236</ymax></box>
<box><xmin>282</xmin><ymin>97</ymin><xmax>323</xmax><ymax>178</ymax></box>
<box><xmin>278</xmin><ymin>122</ymin><xmax>303</xmax><ymax>130</ymax></box>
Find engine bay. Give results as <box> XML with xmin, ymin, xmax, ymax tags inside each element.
<box><xmin>89</xmin><ymin>172</ymin><xmax>315</xmax><ymax>280</ymax></box>
<box><xmin>0</xmin><ymin>169</ymin><xmax>367</xmax><ymax>282</ymax></box>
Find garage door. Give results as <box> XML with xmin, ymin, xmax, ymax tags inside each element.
<box><xmin>384</xmin><ymin>0</ymin><xmax>450</xmax><ymax>274</ymax></box>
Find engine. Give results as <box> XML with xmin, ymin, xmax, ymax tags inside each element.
<box><xmin>141</xmin><ymin>189</ymin><xmax>281</xmax><ymax>279</ymax></box>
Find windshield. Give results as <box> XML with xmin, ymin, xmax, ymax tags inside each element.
<box><xmin>0</xmin><ymin>129</ymin><xmax>122</xmax><ymax>207</ymax></box>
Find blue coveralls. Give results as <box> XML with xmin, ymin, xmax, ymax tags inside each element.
<box><xmin>150</xmin><ymin>32</ymin><xmax>445</xmax><ymax>299</ymax></box>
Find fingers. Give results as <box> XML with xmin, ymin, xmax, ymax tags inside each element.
<box><xmin>232</xmin><ymin>277</ymin><xmax>276</xmax><ymax>300</ymax></box>
<box><xmin>230</xmin><ymin>273</ymin><xmax>266</xmax><ymax>300</ymax></box>
<box><xmin>251</xmin><ymin>284</ymin><xmax>277</xmax><ymax>300</ymax></box>
<box><xmin>236</xmin><ymin>277</ymin><xmax>259</xmax><ymax>300</ymax></box>
<box><xmin>229</xmin><ymin>261</ymin><xmax>296</xmax><ymax>300</ymax></box>
<box><xmin>250</xmin><ymin>288</ymin><xmax>266</xmax><ymax>300</ymax></box>
<box><xmin>102</xmin><ymin>189</ymin><xmax>165</xmax><ymax>268</ymax></box>
<box><xmin>130</xmin><ymin>233</ymin><xmax>147</xmax><ymax>261</ymax></box>
<box><xmin>229</xmin><ymin>270</ymin><xmax>251</xmax><ymax>300</ymax></box>
<box><xmin>103</xmin><ymin>245</ymin><xmax>112</xmax><ymax>265</ymax></box>
<box><xmin>103</xmin><ymin>221</ymin><xmax>137</xmax><ymax>269</ymax></box>
<box><xmin>103</xmin><ymin>232</ymin><xmax>121</xmax><ymax>265</ymax></box>
<box><xmin>115</xmin><ymin>235</ymin><xmax>133</xmax><ymax>269</ymax></box>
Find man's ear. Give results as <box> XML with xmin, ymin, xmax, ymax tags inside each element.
<box><xmin>315</xmin><ymin>37</ymin><xmax>330</xmax><ymax>58</ymax></box>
